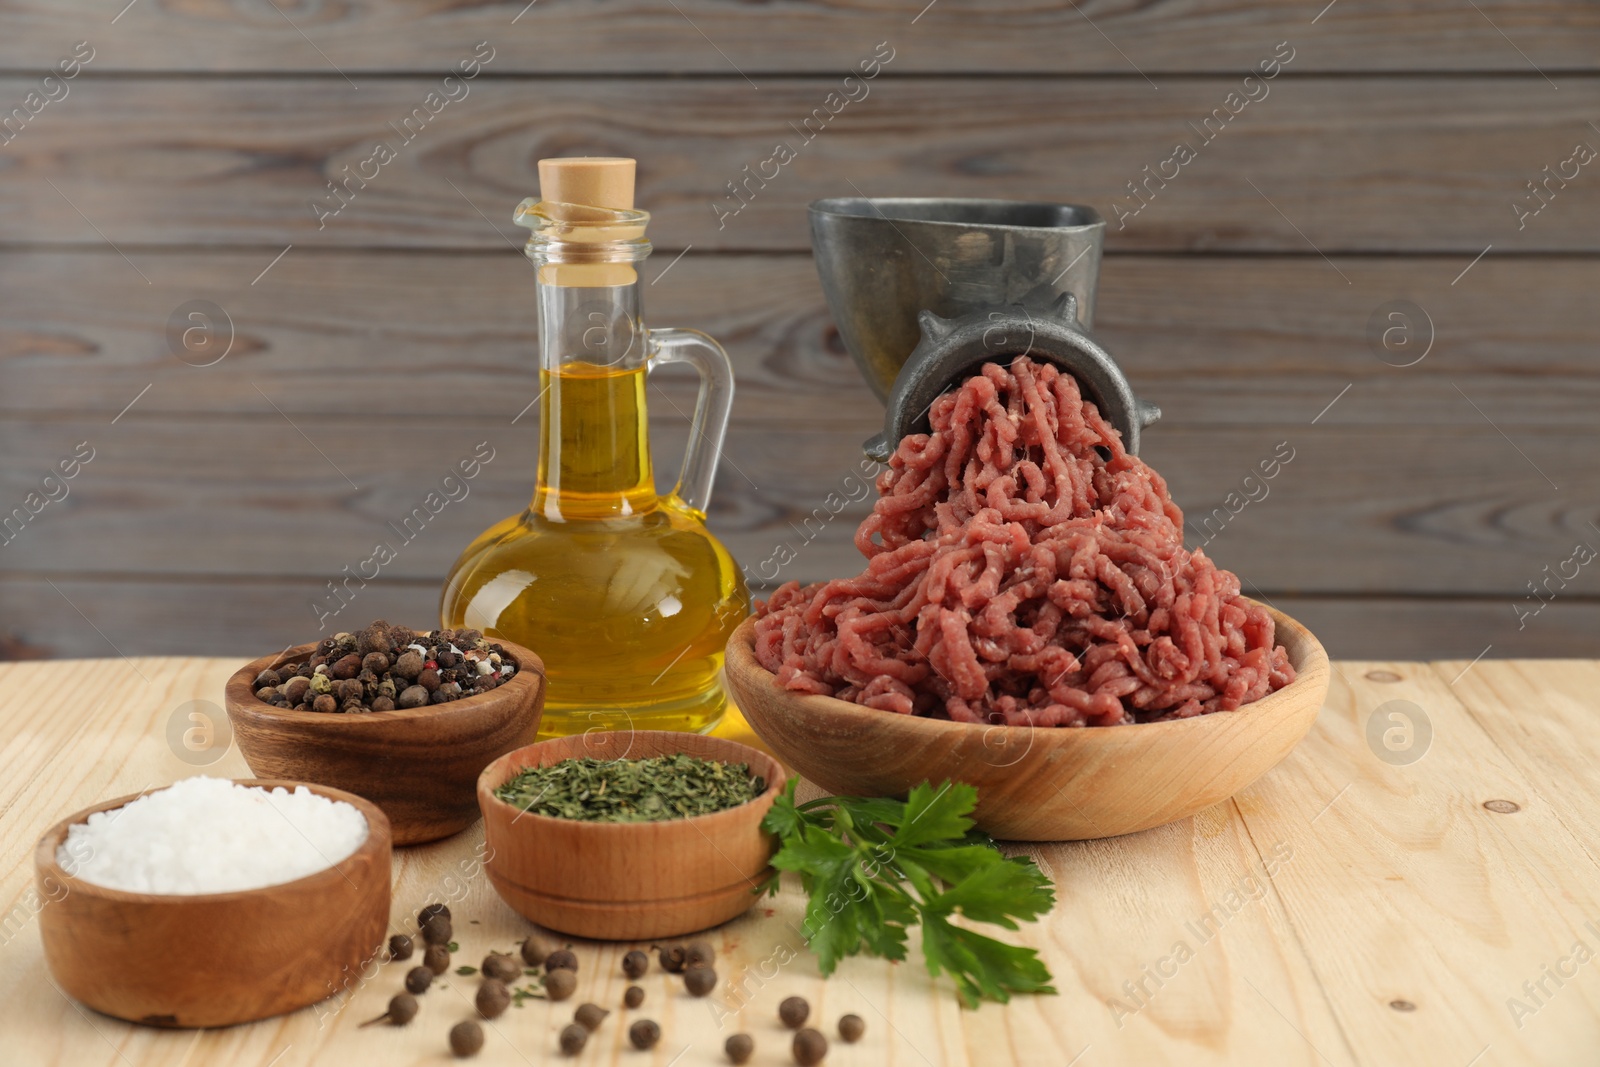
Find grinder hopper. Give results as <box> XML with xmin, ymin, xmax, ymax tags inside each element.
<box><xmin>809</xmin><ymin>197</ymin><xmax>1160</xmax><ymax>460</ymax></box>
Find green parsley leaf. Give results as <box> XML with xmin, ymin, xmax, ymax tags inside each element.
<box><xmin>893</xmin><ymin>782</ymin><xmax>979</xmax><ymax>848</ymax></box>
<box><xmin>763</xmin><ymin>777</ymin><xmax>810</xmax><ymax>838</ymax></box>
<box><xmin>920</xmin><ymin>913</ymin><xmax>1058</xmax><ymax>1009</ymax></box>
<box><xmin>762</xmin><ymin>779</ymin><xmax>1056</xmax><ymax>1008</ymax></box>
<box><xmin>921</xmin><ymin>850</ymin><xmax>1055</xmax><ymax>929</ymax></box>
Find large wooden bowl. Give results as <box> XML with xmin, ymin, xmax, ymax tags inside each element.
<box><xmin>478</xmin><ymin>731</ymin><xmax>785</xmax><ymax>940</ymax></box>
<box><xmin>226</xmin><ymin>636</ymin><xmax>545</xmax><ymax>845</ymax></box>
<box><xmin>725</xmin><ymin>602</ymin><xmax>1330</xmax><ymax>841</ymax></box>
<box><xmin>35</xmin><ymin>780</ymin><xmax>390</xmax><ymax>1028</ymax></box>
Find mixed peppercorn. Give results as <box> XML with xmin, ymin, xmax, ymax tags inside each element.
<box><xmin>251</xmin><ymin>620</ymin><xmax>515</xmax><ymax>713</ymax></box>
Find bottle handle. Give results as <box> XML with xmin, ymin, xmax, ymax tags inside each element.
<box><xmin>647</xmin><ymin>327</ymin><xmax>735</xmax><ymax>516</ymax></box>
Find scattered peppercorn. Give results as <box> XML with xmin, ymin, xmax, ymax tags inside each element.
<box><xmin>521</xmin><ymin>935</ymin><xmax>549</xmax><ymax>967</ymax></box>
<box><xmin>572</xmin><ymin>1002</ymin><xmax>609</xmax><ymax>1031</ymax></box>
<box><xmin>450</xmin><ymin>1020</ymin><xmax>485</xmax><ymax>1058</ymax></box>
<box><xmin>686</xmin><ymin>940</ymin><xmax>715</xmax><ymax>968</ymax></box>
<box><xmin>629</xmin><ymin>1019</ymin><xmax>661</xmax><ymax>1050</ymax></box>
<box><xmin>794</xmin><ymin>1028</ymin><xmax>828</xmax><ymax>1066</ymax></box>
<box><xmin>482</xmin><ymin>953</ymin><xmax>521</xmax><ymax>982</ymax></box>
<box><xmin>476</xmin><ymin>979</ymin><xmax>511</xmax><ymax>1020</ymax></box>
<box><xmin>422</xmin><ymin>915</ymin><xmax>453</xmax><ymax>945</ymax></box>
<box><xmin>624</xmin><ymin>985</ymin><xmax>645</xmax><ymax>1009</ymax></box>
<box><xmin>838</xmin><ymin>1014</ymin><xmax>865</xmax><ymax>1043</ymax></box>
<box><xmin>405</xmin><ymin>966</ymin><xmax>433</xmax><ymax>994</ymax></box>
<box><xmin>684</xmin><ymin>966</ymin><xmax>717</xmax><ymax>997</ymax></box>
<box><xmin>726</xmin><ymin>1033</ymin><xmax>755</xmax><ymax>1065</ymax></box>
<box><xmin>559</xmin><ymin>1023</ymin><xmax>588</xmax><ymax>1055</ymax></box>
<box><xmin>389</xmin><ymin>934</ymin><xmax>414</xmax><ymax>961</ymax></box>
<box><xmin>418</xmin><ymin>902</ymin><xmax>451</xmax><ymax>926</ymax></box>
<box><xmin>779</xmin><ymin>996</ymin><xmax>810</xmax><ymax>1029</ymax></box>
<box><xmin>658</xmin><ymin>944</ymin><xmax>687</xmax><ymax>973</ymax></box>
<box><xmin>545</xmin><ymin>948</ymin><xmax>578</xmax><ymax>973</ymax></box>
<box><xmin>543</xmin><ymin>968</ymin><xmax>577</xmax><ymax>1002</ymax></box>
<box><xmin>424</xmin><ymin>943</ymin><xmax>451</xmax><ymax>975</ymax></box>
<box><xmin>622</xmin><ymin>949</ymin><xmax>649</xmax><ymax>979</ymax></box>
<box><xmin>359</xmin><ymin>993</ymin><xmax>419</xmax><ymax>1028</ymax></box>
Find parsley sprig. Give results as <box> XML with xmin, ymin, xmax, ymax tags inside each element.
<box><xmin>761</xmin><ymin>779</ymin><xmax>1057</xmax><ymax>1008</ymax></box>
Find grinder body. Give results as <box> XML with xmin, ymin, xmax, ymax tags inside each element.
<box><xmin>808</xmin><ymin>197</ymin><xmax>1160</xmax><ymax>459</ymax></box>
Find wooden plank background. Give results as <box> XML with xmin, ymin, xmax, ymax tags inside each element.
<box><xmin>5</xmin><ymin>77</ymin><xmax>1600</xmax><ymax>253</ymax></box>
<box><xmin>4</xmin><ymin>0</ymin><xmax>1599</xmax><ymax>73</ymax></box>
<box><xmin>1</xmin><ymin>1</ymin><xmax>1597</xmax><ymax>660</ymax></box>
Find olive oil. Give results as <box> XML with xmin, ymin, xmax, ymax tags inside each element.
<box><xmin>443</xmin><ymin>160</ymin><xmax>747</xmax><ymax>738</ymax></box>
<box><xmin>534</xmin><ymin>361</ymin><xmax>656</xmax><ymax>520</ymax></box>
<box><xmin>441</xmin><ymin>362</ymin><xmax>748</xmax><ymax>738</ymax></box>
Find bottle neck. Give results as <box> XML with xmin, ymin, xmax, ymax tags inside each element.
<box><xmin>532</xmin><ymin>270</ymin><xmax>658</xmax><ymax>520</ymax></box>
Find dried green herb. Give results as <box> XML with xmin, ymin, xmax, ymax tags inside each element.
<box><xmin>495</xmin><ymin>755</ymin><xmax>764</xmax><ymax>823</ymax></box>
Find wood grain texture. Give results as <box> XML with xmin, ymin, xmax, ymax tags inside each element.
<box><xmin>3</xmin><ymin>0</ymin><xmax>1598</xmax><ymax>74</ymax></box>
<box><xmin>726</xmin><ymin>604</ymin><xmax>1331</xmax><ymax>840</ymax></box>
<box><xmin>1225</xmin><ymin>662</ymin><xmax>1600</xmax><ymax>1065</ymax></box>
<box><xmin>1440</xmin><ymin>659</ymin><xmax>1600</xmax><ymax>864</ymax></box>
<box><xmin>4</xmin><ymin>655</ymin><xmax>1600</xmax><ymax>1063</ymax></box>
<box><xmin>34</xmin><ymin>780</ymin><xmax>392</xmax><ymax>1028</ymax></box>
<box><xmin>1246</xmin><ymin>596</ymin><xmax>1600</xmax><ymax>662</ymax></box>
<box><xmin>3</xmin><ymin>251</ymin><xmax>1597</xmax><ymax>426</ymax></box>
<box><xmin>477</xmin><ymin>731</ymin><xmax>784</xmax><ymax>940</ymax></box>
<box><xmin>3</xmin><ymin>76</ymin><xmax>1598</xmax><ymax>252</ymax></box>
<box><xmin>225</xmin><ymin>639</ymin><xmax>547</xmax><ymax>845</ymax></box>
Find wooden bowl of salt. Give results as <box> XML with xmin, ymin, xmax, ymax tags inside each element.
<box><xmin>34</xmin><ymin>779</ymin><xmax>390</xmax><ymax>1028</ymax></box>
<box><xmin>725</xmin><ymin>601</ymin><xmax>1331</xmax><ymax>841</ymax></box>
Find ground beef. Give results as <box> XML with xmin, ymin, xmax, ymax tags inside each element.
<box><xmin>753</xmin><ymin>356</ymin><xmax>1295</xmax><ymax>726</ymax></box>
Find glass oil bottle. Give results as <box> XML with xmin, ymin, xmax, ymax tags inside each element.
<box><xmin>441</xmin><ymin>157</ymin><xmax>749</xmax><ymax>738</ymax></box>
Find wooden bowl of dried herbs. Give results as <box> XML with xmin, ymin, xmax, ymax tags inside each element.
<box><xmin>477</xmin><ymin>731</ymin><xmax>787</xmax><ymax>940</ymax></box>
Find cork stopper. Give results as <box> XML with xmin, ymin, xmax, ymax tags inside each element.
<box><xmin>538</xmin><ymin>157</ymin><xmax>635</xmax><ymax>210</ymax></box>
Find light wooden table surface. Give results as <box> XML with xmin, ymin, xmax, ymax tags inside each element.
<box><xmin>2</xmin><ymin>656</ymin><xmax>1598</xmax><ymax>1066</ymax></box>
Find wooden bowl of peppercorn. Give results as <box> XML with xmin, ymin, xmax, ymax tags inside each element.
<box><xmin>226</xmin><ymin>622</ymin><xmax>546</xmax><ymax>845</ymax></box>
<box><xmin>478</xmin><ymin>731</ymin><xmax>786</xmax><ymax>940</ymax></box>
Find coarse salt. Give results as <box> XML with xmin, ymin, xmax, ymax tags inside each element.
<box><xmin>57</xmin><ymin>777</ymin><xmax>368</xmax><ymax>895</ymax></box>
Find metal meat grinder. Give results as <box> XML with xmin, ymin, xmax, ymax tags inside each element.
<box><xmin>809</xmin><ymin>198</ymin><xmax>1161</xmax><ymax>460</ymax></box>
